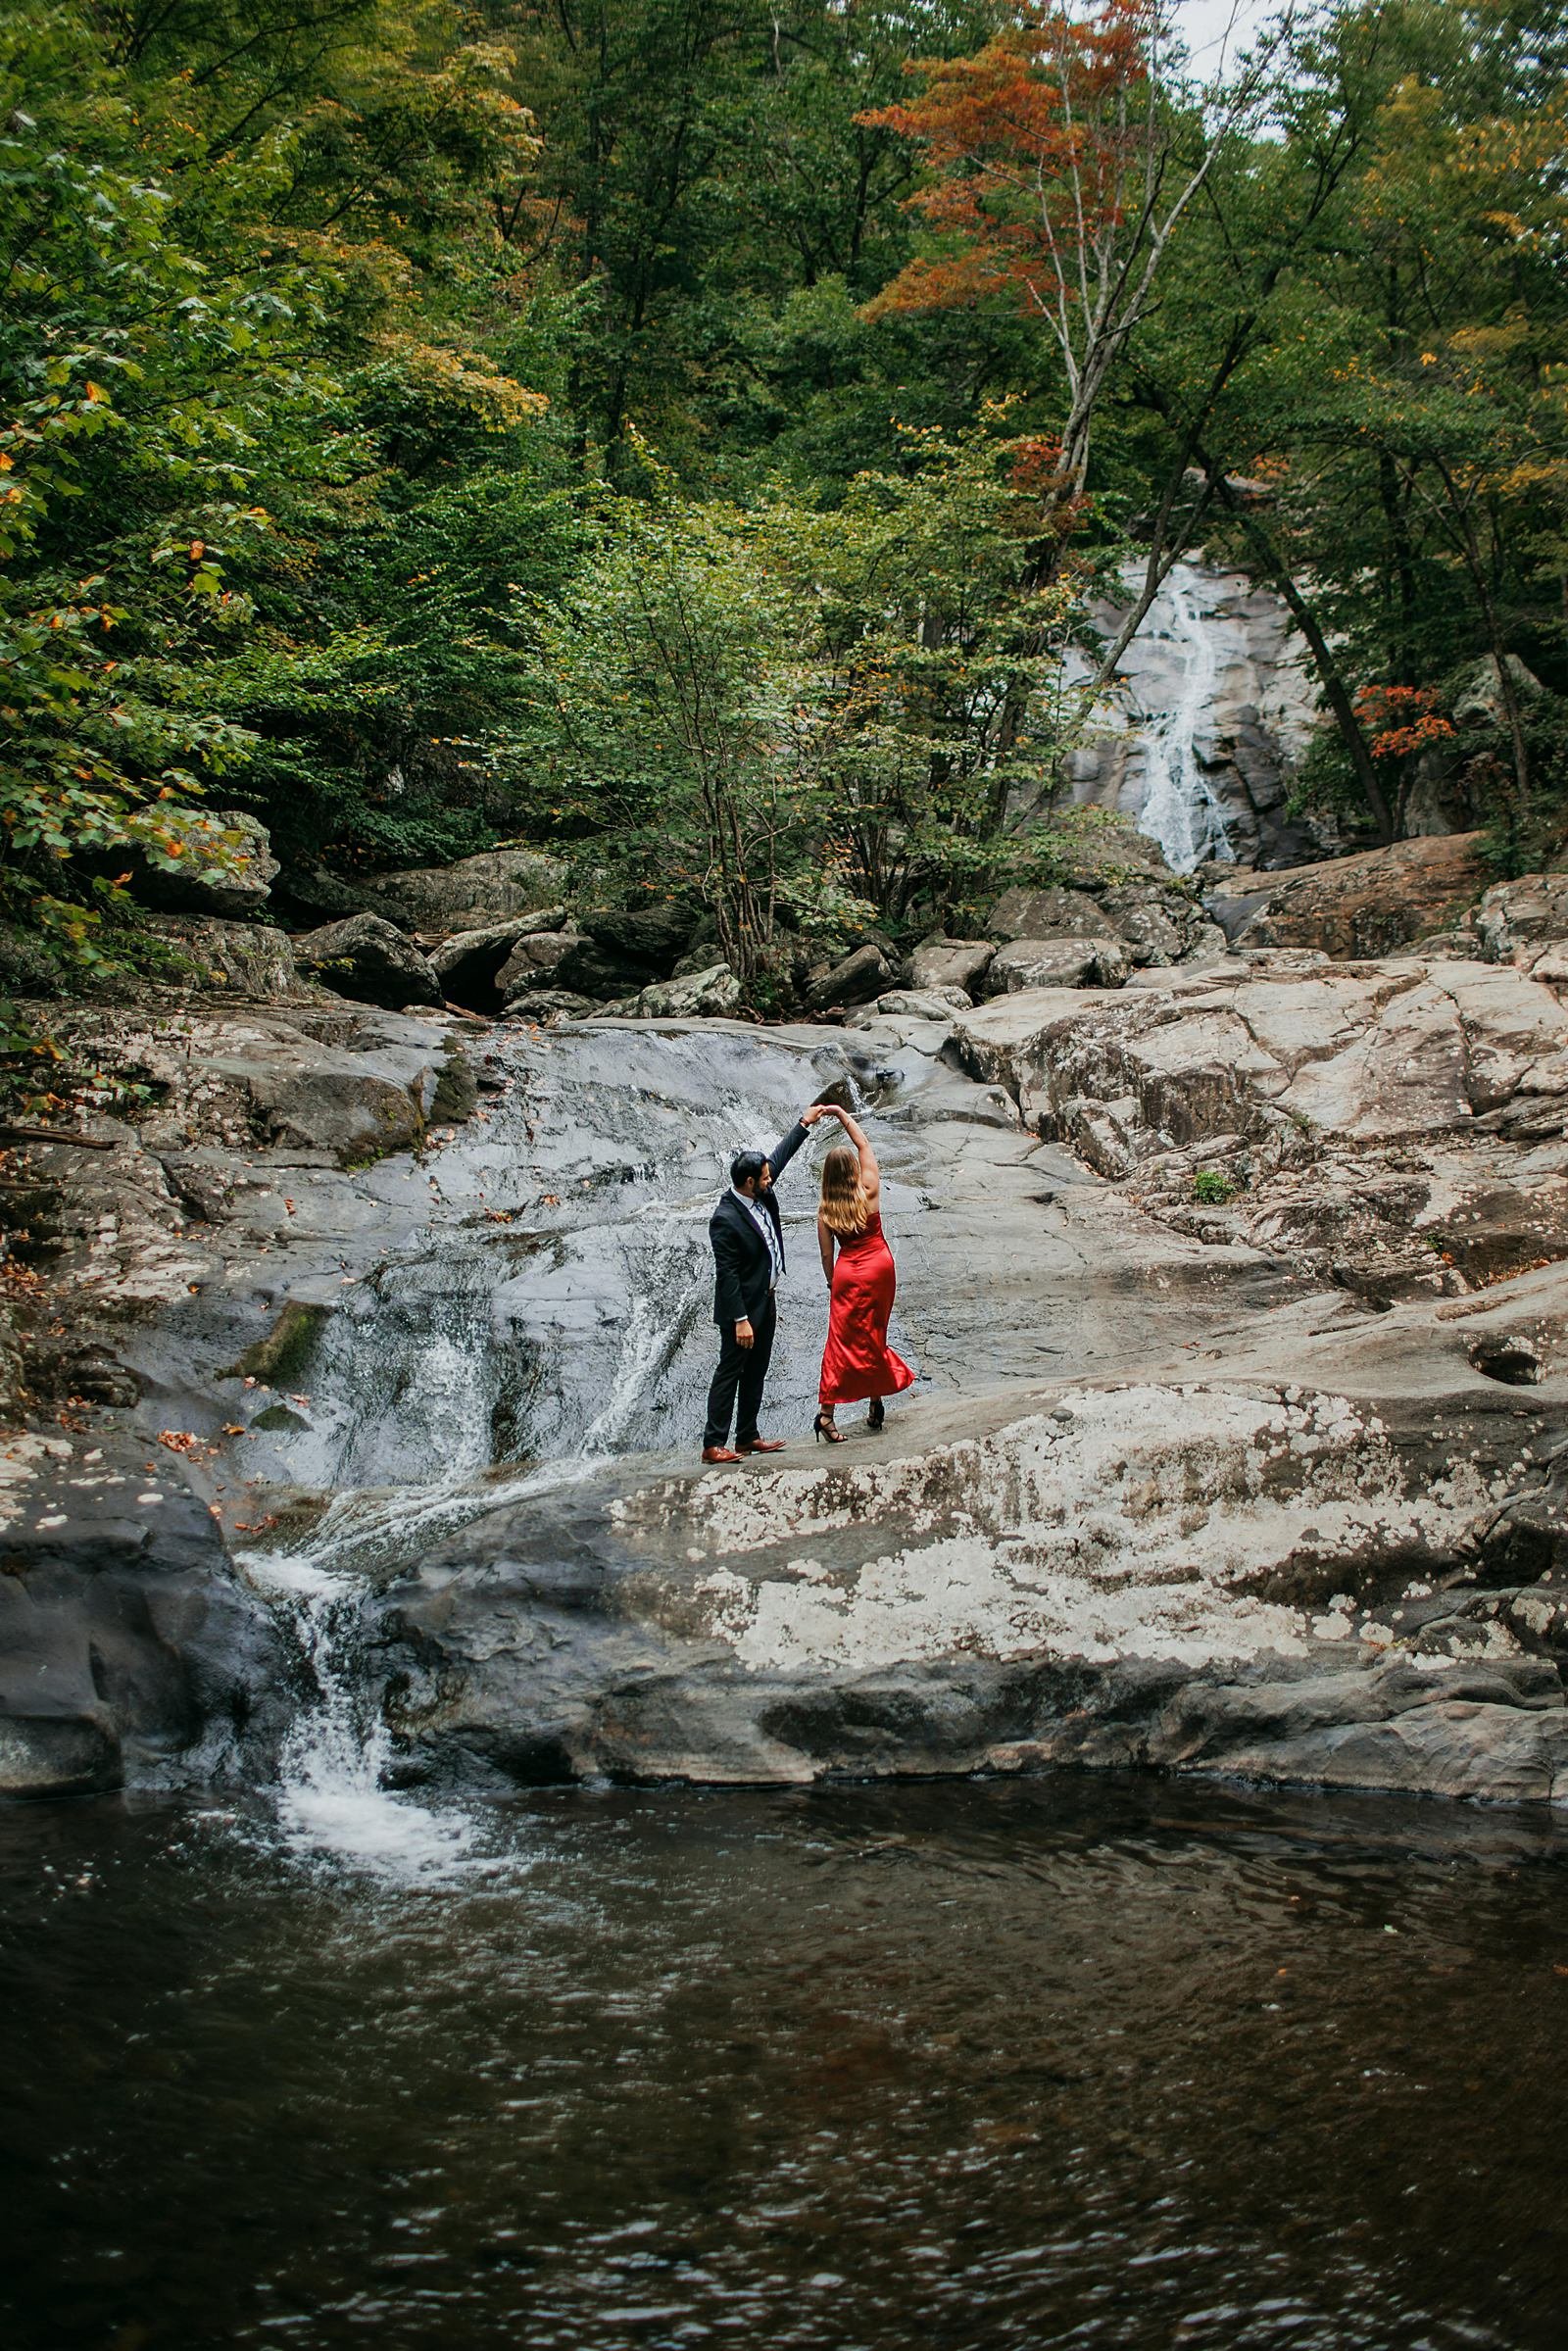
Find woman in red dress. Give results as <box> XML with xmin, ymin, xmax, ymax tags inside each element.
<box><xmin>812</xmin><ymin>1103</ymin><xmax>914</xmax><ymax>1442</ymax></box>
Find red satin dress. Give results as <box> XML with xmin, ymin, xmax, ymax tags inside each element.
<box><xmin>818</xmin><ymin>1210</ymin><xmax>915</xmax><ymax>1409</ymax></box>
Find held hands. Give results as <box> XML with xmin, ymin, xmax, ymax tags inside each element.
<box><xmin>802</xmin><ymin>1101</ymin><xmax>848</xmax><ymax>1128</ymax></box>
<box><xmin>735</xmin><ymin>1317</ymin><xmax>755</xmax><ymax>1348</ymax></box>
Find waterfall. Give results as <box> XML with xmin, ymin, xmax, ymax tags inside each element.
<box><xmin>239</xmin><ymin>1023</ymin><xmax>849</xmax><ymax>1875</ymax></box>
<box><xmin>1134</xmin><ymin>563</ymin><xmax>1237</xmax><ymax>873</ymax></box>
<box><xmin>248</xmin><ymin>1549</ymin><xmax>479</xmax><ymax>1876</ymax></box>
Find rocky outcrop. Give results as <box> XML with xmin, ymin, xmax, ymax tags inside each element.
<box><xmin>365</xmin><ymin>848</ymin><xmax>564</xmax><ymax>940</ymax></box>
<box><xmin>1205</xmin><ymin>833</ymin><xmax>1489</xmax><ymax>959</ymax></box>
<box><xmin>907</xmin><ymin>937</ymin><xmax>996</xmax><ymax>995</ymax></box>
<box><xmin>11</xmin><ymin>940</ymin><xmax>1568</xmax><ymax>1813</ymax></box>
<box><xmin>364</xmin><ymin>1374</ymin><xmax>1568</xmax><ymax>1799</ymax></box>
<box><xmin>293</xmin><ymin>913</ymin><xmax>444</xmax><ymax>1009</ymax></box>
<box><xmin>948</xmin><ymin>955</ymin><xmax>1568</xmax><ymax>1327</ymax></box>
<box><xmin>0</xmin><ymin>1428</ymin><xmax>289</xmax><ymax>1795</ymax></box>
<box><xmin>988</xmin><ymin>937</ymin><xmax>1131</xmax><ymax>993</ymax></box>
<box><xmin>805</xmin><ymin>943</ymin><xmax>895</xmax><ymax>1011</ymax></box>
<box><xmin>131</xmin><ymin>810</ymin><xmax>280</xmax><ymax>919</ymax></box>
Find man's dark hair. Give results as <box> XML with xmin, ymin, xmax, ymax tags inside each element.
<box><xmin>730</xmin><ymin>1149</ymin><xmax>767</xmax><ymax>1190</ymax></box>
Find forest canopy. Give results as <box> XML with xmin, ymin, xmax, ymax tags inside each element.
<box><xmin>3</xmin><ymin>0</ymin><xmax>1566</xmax><ymax>1004</ymax></box>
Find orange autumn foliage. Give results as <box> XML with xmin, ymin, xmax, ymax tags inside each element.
<box><xmin>861</xmin><ymin>0</ymin><xmax>1156</xmax><ymax>332</ymax></box>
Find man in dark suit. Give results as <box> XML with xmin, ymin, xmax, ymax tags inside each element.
<box><xmin>702</xmin><ymin>1104</ymin><xmax>831</xmax><ymax>1464</ymax></box>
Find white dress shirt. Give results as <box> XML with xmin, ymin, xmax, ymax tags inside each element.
<box><xmin>732</xmin><ymin>1184</ymin><xmax>783</xmax><ymax>1289</ymax></box>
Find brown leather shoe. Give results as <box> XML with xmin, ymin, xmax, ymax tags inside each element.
<box><xmin>738</xmin><ymin>1437</ymin><xmax>786</xmax><ymax>1454</ymax></box>
<box><xmin>701</xmin><ymin>1445</ymin><xmax>743</xmax><ymax>1464</ymax></box>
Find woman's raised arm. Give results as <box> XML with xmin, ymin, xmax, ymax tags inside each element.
<box><xmin>830</xmin><ymin>1105</ymin><xmax>880</xmax><ymax>1201</ymax></box>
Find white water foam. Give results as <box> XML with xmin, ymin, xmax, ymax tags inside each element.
<box><xmin>1136</xmin><ymin>563</ymin><xmax>1236</xmax><ymax>873</ymax></box>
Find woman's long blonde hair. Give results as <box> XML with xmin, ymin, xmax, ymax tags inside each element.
<box><xmin>819</xmin><ymin>1144</ymin><xmax>869</xmax><ymax>1237</ymax></box>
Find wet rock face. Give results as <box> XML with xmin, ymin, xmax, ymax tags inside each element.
<box><xmin>0</xmin><ymin>1430</ymin><xmax>288</xmax><ymax>1796</ymax></box>
<box><xmin>10</xmin><ymin>956</ymin><xmax>1568</xmax><ymax>1810</ymax></box>
<box><xmin>1066</xmin><ymin>564</ymin><xmax>1326</xmax><ymax>871</ymax></box>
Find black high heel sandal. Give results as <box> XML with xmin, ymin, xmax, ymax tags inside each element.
<box><xmin>866</xmin><ymin>1398</ymin><xmax>885</xmax><ymax>1433</ymax></box>
<box><xmin>813</xmin><ymin>1412</ymin><xmax>844</xmax><ymax>1444</ymax></box>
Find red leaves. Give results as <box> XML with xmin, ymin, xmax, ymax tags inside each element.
<box><xmin>1354</xmin><ymin>684</ymin><xmax>1456</xmax><ymax>760</ymax></box>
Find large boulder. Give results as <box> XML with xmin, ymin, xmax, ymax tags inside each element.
<box><xmin>132</xmin><ymin>809</ymin><xmax>279</xmax><ymax>919</ymax></box>
<box><xmin>0</xmin><ymin>1431</ymin><xmax>288</xmax><ymax>1797</ymax></box>
<box><xmin>907</xmin><ymin>936</ymin><xmax>995</xmax><ymax>995</ymax></box>
<box><xmin>987</xmin><ymin>937</ymin><xmax>1130</xmax><ymax>994</ymax></box>
<box><xmin>365</xmin><ymin>848</ymin><xmax>564</xmax><ymax>941</ymax></box>
<box><xmin>497</xmin><ymin>930</ymin><xmax>582</xmax><ymax>1004</ymax></box>
<box><xmin>804</xmin><ymin>943</ymin><xmax>895</xmax><ymax>1012</ymax></box>
<box><xmin>989</xmin><ymin>884</ymin><xmax>1120</xmax><ymax>942</ymax></box>
<box><xmin>363</xmin><ymin>1379</ymin><xmax>1568</xmax><ymax>1803</ymax></box>
<box><xmin>871</xmin><ymin>987</ymin><xmax>973</xmax><ymax>1019</ymax></box>
<box><xmin>551</xmin><ymin>906</ymin><xmax>697</xmax><ymax>1000</ymax></box>
<box><xmin>149</xmin><ymin>917</ymin><xmax>306</xmax><ymax>1000</ymax></box>
<box><xmin>430</xmin><ymin>910</ymin><xmax>569</xmax><ymax>1012</ymax></box>
<box><xmin>1473</xmin><ymin>874</ymin><xmax>1568</xmax><ymax>967</ymax></box>
<box><xmin>293</xmin><ymin>913</ymin><xmax>443</xmax><ymax>1009</ymax></box>
<box><xmin>1214</xmin><ymin>834</ymin><xmax>1488</xmax><ymax>960</ymax></box>
<box><xmin>633</xmin><ymin>963</ymin><xmax>741</xmax><ymax>1019</ymax></box>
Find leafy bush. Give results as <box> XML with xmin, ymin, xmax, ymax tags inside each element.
<box><xmin>1191</xmin><ymin>1168</ymin><xmax>1238</xmax><ymax>1205</ymax></box>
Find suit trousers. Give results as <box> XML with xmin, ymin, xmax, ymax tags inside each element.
<box><xmin>704</xmin><ymin>1290</ymin><xmax>777</xmax><ymax>1448</ymax></box>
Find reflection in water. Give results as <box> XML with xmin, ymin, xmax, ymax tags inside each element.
<box><xmin>4</xmin><ymin>1777</ymin><xmax>1567</xmax><ymax>2350</ymax></box>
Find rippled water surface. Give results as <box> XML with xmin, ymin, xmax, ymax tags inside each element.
<box><xmin>6</xmin><ymin>1778</ymin><xmax>1568</xmax><ymax>2349</ymax></box>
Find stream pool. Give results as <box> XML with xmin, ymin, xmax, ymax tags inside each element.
<box><xmin>5</xmin><ymin>1776</ymin><xmax>1566</xmax><ymax>2349</ymax></box>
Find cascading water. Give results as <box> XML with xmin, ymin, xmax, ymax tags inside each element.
<box><xmin>239</xmin><ymin>1022</ymin><xmax>864</xmax><ymax>1874</ymax></box>
<box><xmin>1135</xmin><ymin>562</ymin><xmax>1237</xmax><ymax>873</ymax></box>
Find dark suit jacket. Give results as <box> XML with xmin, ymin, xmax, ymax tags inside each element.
<box><xmin>709</xmin><ymin>1120</ymin><xmax>808</xmax><ymax>1327</ymax></box>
